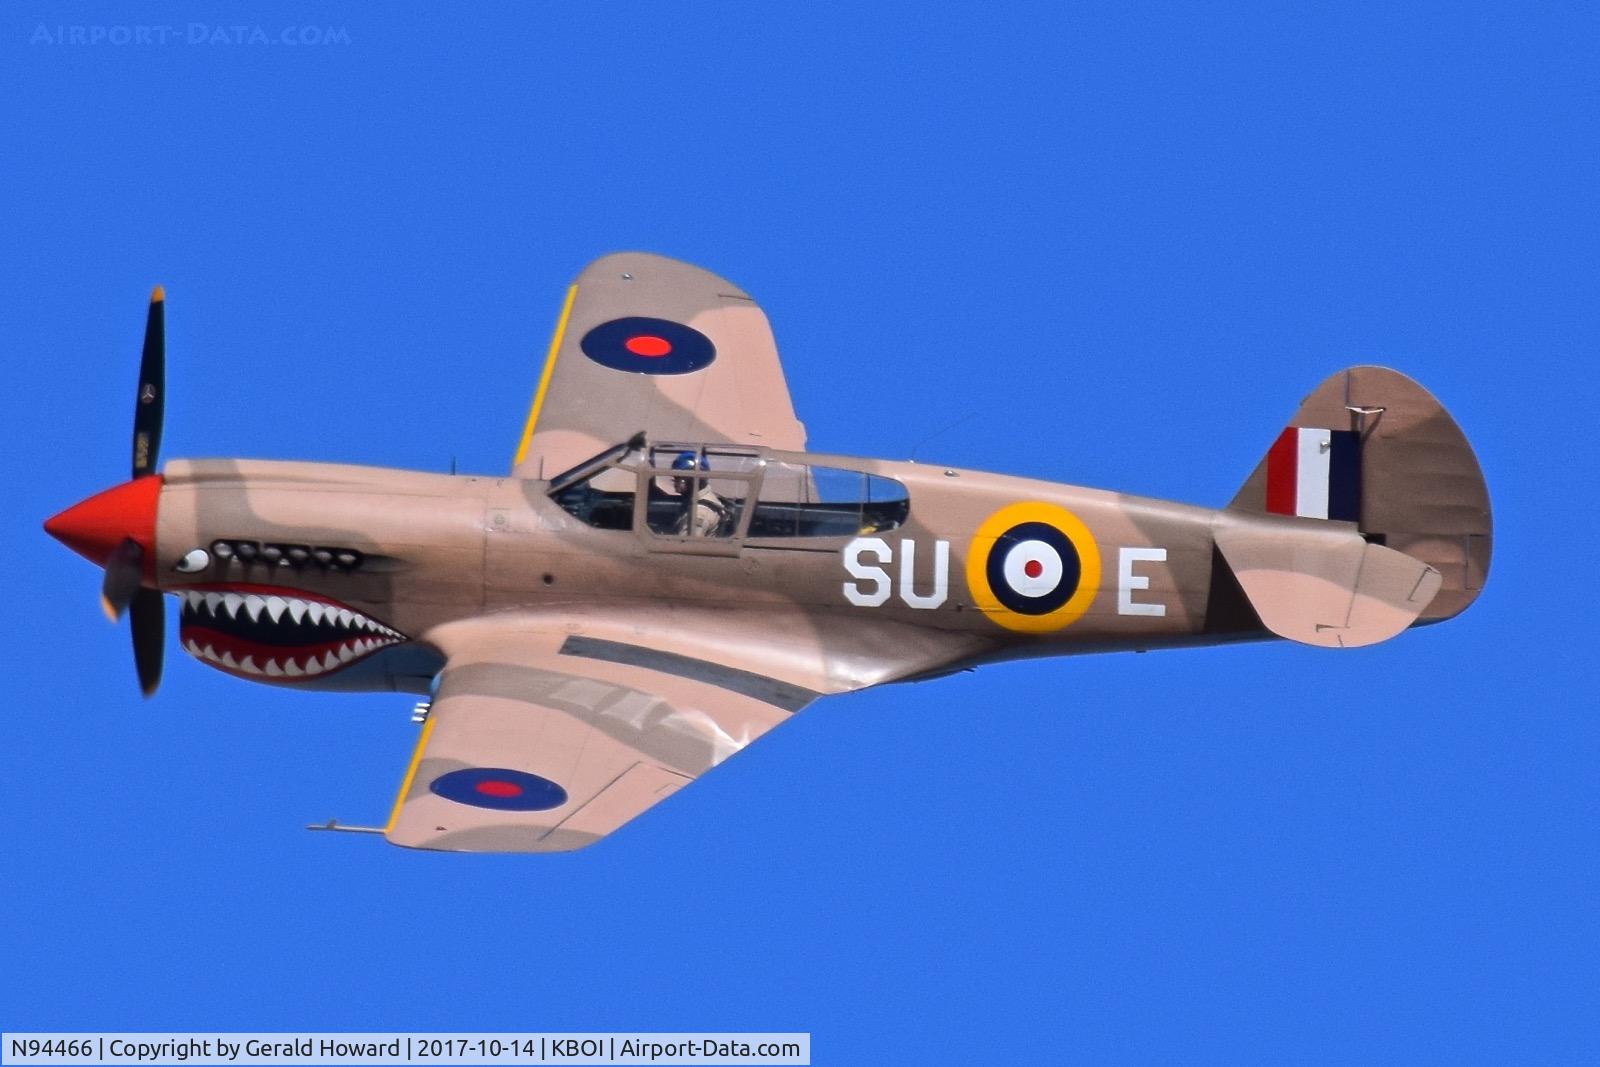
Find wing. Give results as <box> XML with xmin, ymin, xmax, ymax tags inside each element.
<box><xmin>510</xmin><ymin>252</ymin><xmax>807</xmax><ymax>479</ymax></box>
<box><xmin>383</xmin><ymin>623</ymin><xmax>816</xmax><ymax>852</ymax></box>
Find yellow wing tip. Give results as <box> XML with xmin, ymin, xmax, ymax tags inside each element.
<box><xmin>150</xmin><ymin>285</ymin><xmax>165</xmax><ymax>303</ymax></box>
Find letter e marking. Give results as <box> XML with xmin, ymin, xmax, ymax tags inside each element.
<box><xmin>1118</xmin><ymin>547</ymin><xmax>1167</xmax><ymax>617</ymax></box>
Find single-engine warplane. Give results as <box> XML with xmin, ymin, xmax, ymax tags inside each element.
<box><xmin>45</xmin><ymin>254</ymin><xmax>1492</xmax><ymax>852</ymax></box>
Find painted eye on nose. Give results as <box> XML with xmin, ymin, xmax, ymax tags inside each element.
<box><xmin>174</xmin><ymin>548</ymin><xmax>210</xmax><ymax>572</ymax></box>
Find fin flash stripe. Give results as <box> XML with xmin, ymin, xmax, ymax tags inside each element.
<box><xmin>1266</xmin><ymin>427</ymin><xmax>1361</xmax><ymax>522</ymax></box>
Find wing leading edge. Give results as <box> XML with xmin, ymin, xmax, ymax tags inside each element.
<box><xmin>511</xmin><ymin>252</ymin><xmax>806</xmax><ymax>479</ymax></box>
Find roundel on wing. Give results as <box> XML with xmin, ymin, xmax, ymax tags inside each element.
<box><xmin>579</xmin><ymin>316</ymin><xmax>716</xmax><ymax>375</ymax></box>
<box><xmin>965</xmin><ymin>502</ymin><xmax>1102</xmax><ymax>632</ymax></box>
<box><xmin>429</xmin><ymin>767</ymin><xmax>568</xmax><ymax>811</ymax></box>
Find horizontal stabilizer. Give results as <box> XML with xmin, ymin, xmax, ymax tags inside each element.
<box><xmin>1214</xmin><ymin>515</ymin><xmax>1442</xmax><ymax>648</ymax></box>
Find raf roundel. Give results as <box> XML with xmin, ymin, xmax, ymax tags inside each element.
<box><xmin>580</xmin><ymin>316</ymin><xmax>716</xmax><ymax>375</ymax></box>
<box><xmin>429</xmin><ymin>767</ymin><xmax>568</xmax><ymax>811</ymax></box>
<box><xmin>965</xmin><ymin>501</ymin><xmax>1102</xmax><ymax>632</ymax></box>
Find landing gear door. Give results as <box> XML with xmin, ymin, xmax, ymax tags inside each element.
<box><xmin>636</xmin><ymin>445</ymin><xmax>761</xmax><ymax>557</ymax></box>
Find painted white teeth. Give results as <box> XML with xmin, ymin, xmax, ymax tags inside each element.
<box><xmin>180</xmin><ymin>588</ymin><xmax>402</xmax><ymax>681</ymax></box>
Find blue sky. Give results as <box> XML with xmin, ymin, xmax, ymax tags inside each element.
<box><xmin>3</xmin><ymin>2</ymin><xmax>1596</xmax><ymax>1062</ymax></box>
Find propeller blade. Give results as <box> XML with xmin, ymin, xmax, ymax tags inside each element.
<box><xmin>131</xmin><ymin>586</ymin><xmax>164</xmax><ymax>697</ymax></box>
<box><xmin>132</xmin><ymin>286</ymin><xmax>165</xmax><ymax>479</ymax></box>
<box><xmin>99</xmin><ymin>537</ymin><xmax>144</xmax><ymax>621</ymax></box>
<box><xmin>129</xmin><ymin>289</ymin><xmax>167</xmax><ymax>696</ymax></box>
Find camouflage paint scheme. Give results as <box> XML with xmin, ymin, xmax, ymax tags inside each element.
<box><xmin>46</xmin><ymin>254</ymin><xmax>1492</xmax><ymax>852</ymax></box>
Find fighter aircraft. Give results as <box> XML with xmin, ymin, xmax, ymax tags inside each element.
<box><xmin>44</xmin><ymin>254</ymin><xmax>1492</xmax><ymax>852</ymax></box>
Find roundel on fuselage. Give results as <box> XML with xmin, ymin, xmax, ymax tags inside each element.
<box><xmin>965</xmin><ymin>502</ymin><xmax>1101</xmax><ymax>632</ymax></box>
<box><xmin>579</xmin><ymin>316</ymin><xmax>716</xmax><ymax>375</ymax></box>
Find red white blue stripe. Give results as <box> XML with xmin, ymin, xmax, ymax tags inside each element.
<box><xmin>1265</xmin><ymin>427</ymin><xmax>1361</xmax><ymax>522</ymax></box>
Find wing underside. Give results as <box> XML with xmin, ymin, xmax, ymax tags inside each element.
<box><xmin>384</xmin><ymin>625</ymin><xmax>812</xmax><ymax>852</ymax></box>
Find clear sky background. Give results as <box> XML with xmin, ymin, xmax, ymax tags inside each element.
<box><xmin>3</xmin><ymin>3</ymin><xmax>1596</xmax><ymax>1062</ymax></box>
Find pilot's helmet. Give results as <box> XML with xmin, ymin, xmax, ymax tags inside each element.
<box><xmin>671</xmin><ymin>451</ymin><xmax>703</xmax><ymax>472</ymax></box>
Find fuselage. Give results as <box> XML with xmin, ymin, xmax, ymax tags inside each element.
<box><xmin>139</xmin><ymin>449</ymin><xmax>1260</xmax><ymax>697</ymax></box>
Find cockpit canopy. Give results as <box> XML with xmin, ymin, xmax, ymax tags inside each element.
<box><xmin>548</xmin><ymin>440</ymin><xmax>909</xmax><ymax>543</ymax></box>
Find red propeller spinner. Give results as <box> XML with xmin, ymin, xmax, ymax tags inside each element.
<box><xmin>43</xmin><ymin>475</ymin><xmax>161</xmax><ymax>571</ymax></box>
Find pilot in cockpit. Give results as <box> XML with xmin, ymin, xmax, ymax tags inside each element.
<box><xmin>663</xmin><ymin>451</ymin><xmax>733</xmax><ymax>537</ymax></box>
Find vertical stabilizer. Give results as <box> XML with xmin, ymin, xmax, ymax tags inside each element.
<box><xmin>1229</xmin><ymin>367</ymin><xmax>1491</xmax><ymax>622</ymax></box>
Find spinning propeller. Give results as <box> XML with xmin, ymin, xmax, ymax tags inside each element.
<box><xmin>44</xmin><ymin>287</ymin><xmax>168</xmax><ymax>696</ymax></box>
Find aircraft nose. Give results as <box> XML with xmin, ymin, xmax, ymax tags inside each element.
<box><xmin>43</xmin><ymin>475</ymin><xmax>162</xmax><ymax>568</ymax></box>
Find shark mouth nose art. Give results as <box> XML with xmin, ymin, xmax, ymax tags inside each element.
<box><xmin>177</xmin><ymin>583</ymin><xmax>406</xmax><ymax>679</ymax></box>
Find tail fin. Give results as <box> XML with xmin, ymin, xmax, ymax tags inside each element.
<box><xmin>1222</xmin><ymin>366</ymin><xmax>1491</xmax><ymax>640</ymax></box>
